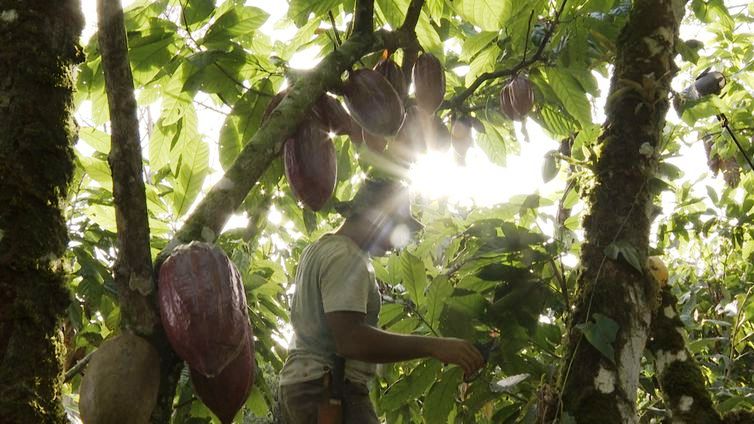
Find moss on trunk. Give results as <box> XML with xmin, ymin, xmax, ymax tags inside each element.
<box><xmin>555</xmin><ymin>1</ymin><xmax>686</xmax><ymax>422</ymax></box>
<box><xmin>0</xmin><ymin>1</ymin><xmax>83</xmax><ymax>421</ymax></box>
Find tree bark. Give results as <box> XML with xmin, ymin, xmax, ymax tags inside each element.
<box><xmin>96</xmin><ymin>1</ymin><xmax>185</xmax><ymax>422</ymax></box>
<box><xmin>555</xmin><ymin>1</ymin><xmax>686</xmax><ymax>422</ymax></box>
<box><xmin>647</xmin><ymin>288</ymin><xmax>722</xmax><ymax>422</ymax></box>
<box><xmin>97</xmin><ymin>0</ymin><xmax>157</xmax><ymax>336</ymax></box>
<box><xmin>0</xmin><ymin>1</ymin><xmax>84</xmax><ymax>421</ymax></box>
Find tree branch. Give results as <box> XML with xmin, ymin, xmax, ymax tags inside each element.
<box><xmin>399</xmin><ymin>0</ymin><xmax>425</xmax><ymax>33</ymax></box>
<box><xmin>158</xmin><ymin>28</ymin><xmax>415</xmax><ymax>263</ymax></box>
<box><xmin>646</xmin><ymin>288</ymin><xmax>722</xmax><ymax>422</ymax></box>
<box><xmin>96</xmin><ymin>0</ymin><xmax>156</xmax><ymax>335</ymax></box>
<box><xmin>442</xmin><ymin>0</ymin><xmax>568</xmax><ymax>111</ymax></box>
<box><xmin>353</xmin><ymin>0</ymin><xmax>374</xmax><ymax>34</ymax></box>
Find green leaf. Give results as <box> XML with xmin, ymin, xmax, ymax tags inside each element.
<box><xmin>78</xmin><ymin>155</ymin><xmax>112</xmax><ymax>191</ymax></box>
<box><xmin>453</xmin><ymin>0</ymin><xmax>509</xmax><ymax>31</ymax></box>
<box><xmin>604</xmin><ymin>240</ymin><xmax>644</xmax><ymax>274</ymax></box>
<box><xmin>182</xmin><ymin>0</ymin><xmax>214</xmax><ymax>27</ymax></box>
<box><xmin>376</xmin><ymin>0</ymin><xmax>409</xmax><ymax>28</ymax></box>
<box><xmin>78</xmin><ymin>127</ymin><xmax>111</xmax><ymax>154</ymax></box>
<box><xmin>460</xmin><ymin>31</ymin><xmax>498</xmax><ymax>62</ymax></box>
<box><xmin>575</xmin><ymin>313</ymin><xmax>619</xmax><ymax>364</ymax></box>
<box><xmin>423</xmin><ymin>367</ymin><xmax>462</xmax><ymax>424</ymax></box>
<box><xmin>218</xmin><ymin>79</ymin><xmax>275</xmax><ymax>169</ymax></box>
<box><xmin>416</xmin><ymin>12</ymin><xmax>442</xmax><ymax>54</ymax></box>
<box><xmin>425</xmin><ymin>275</ymin><xmax>454</xmax><ymax>328</ymax></box>
<box><xmin>401</xmin><ymin>251</ymin><xmax>427</xmax><ymax>306</ymax></box>
<box><xmin>128</xmin><ymin>25</ymin><xmax>178</xmax><ymax>85</ymax></box>
<box><xmin>202</xmin><ymin>6</ymin><xmax>269</xmax><ymax>44</ymax></box>
<box><xmin>289</xmin><ymin>0</ymin><xmax>342</xmax><ymax>27</ymax></box>
<box><xmin>546</xmin><ymin>68</ymin><xmax>592</xmax><ymax>126</ymax></box>
<box><xmin>476</xmin><ymin>121</ymin><xmax>509</xmax><ymax>167</ymax></box>
<box><xmin>171</xmin><ymin>136</ymin><xmax>209</xmax><ymax>217</ymax></box>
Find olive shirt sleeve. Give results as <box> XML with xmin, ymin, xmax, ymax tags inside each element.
<box><xmin>319</xmin><ymin>241</ymin><xmax>370</xmax><ymax>314</ymax></box>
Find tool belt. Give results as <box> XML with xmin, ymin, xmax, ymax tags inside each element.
<box><xmin>317</xmin><ymin>355</ymin><xmax>345</xmax><ymax>424</ymax></box>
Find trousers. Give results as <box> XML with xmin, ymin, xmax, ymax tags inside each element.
<box><xmin>279</xmin><ymin>377</ymin><xmax>380</xmax><ymax>424</ymax></box>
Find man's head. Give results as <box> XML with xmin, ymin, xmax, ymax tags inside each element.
<box><xmin>338</xmin><ymin>178</ymin><xmax>423</xmax><ymax>256</ymax></box>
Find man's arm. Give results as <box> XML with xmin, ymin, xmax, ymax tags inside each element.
<box><xmin>325</xmin><ymin>311</ymin><xmax>484</xmax><ymax>376</ymax></box>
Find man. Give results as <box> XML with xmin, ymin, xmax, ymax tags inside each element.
<box><xmin>278</xmin><ymin>178</ymin><xmax>484</xmax><ymax>423</ymax></box>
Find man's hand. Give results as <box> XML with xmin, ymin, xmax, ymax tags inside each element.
<box><xmin>428</xmin><ymin>337</ymin><xmax>485</xmax><ymax>378</ymax></box>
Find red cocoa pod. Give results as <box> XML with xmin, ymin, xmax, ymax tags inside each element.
<box><xmin>79</xmin><ymin>334</ymin><xmax>161</xmax><ymax>424</ymax></box>
<box><xmin>347</xmin><ymin>118</ymin><xmax>364</xmax><ymax>145</ymax></box>
<box><xmin>191</xmin><ymin>330</ymin><xmax>255</xmax><ymax>424</ymax></box>
<box><xmin>284</xmin><ymin>119</ymin><xmax>337</xmax><ymax>210</ymax></box>
<box><xmin>499</xmin><ymin>75</ymin><xmax>535</xmax><ymax>121</ymax></box>
<box><xmin>342</xmin><ymin>69</ymin><xmax>405</xmax><ymax>137</ymax></box>
<box><xmin>393</xmin><ymin>105</ymin><xmax>430</xmax><ymax>161</ymax></box>
<box><xmin>312</xmin><ymin>94</ymin><xmax>352</xmax><ymax>135</ymax></box>
<box><xmin>451</xmin><ymin>116</ymin><xmax>474</xmax><ymax>162</ymax></box>
<box><xmin>374</xmin><ymin>58</ymin><xmax>407</xmax><ymax>100</ymax></box>
<box><xmin>413</xmin><ymin>53</ymin><xmax>445</xmax><ymax>112</ymax></box>
<box><xmin>361</xmin><ymin>128</ymin><xmax>388</xmax><ymax>152</ymax></box>
<box><xmin>158</xmin><ymin>242</ymin><xmax>250</xmax><ymax>378</ymax></box>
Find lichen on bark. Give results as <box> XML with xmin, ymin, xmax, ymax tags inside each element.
<box><xmin>555</xmin><ymin>0</ymin><xmax>686</xmax><ymax>421</ymax></box>
<box><xmin>0</xmin><ymin>1</ymin><xmax>84</xmax><ymax>421</ymax></box>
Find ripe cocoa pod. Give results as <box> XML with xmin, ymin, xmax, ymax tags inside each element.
<box><xmin>413</xmin><ymin>53</ymin><xmax>445</xmax><ymax>112</ymax></box>
<box><xmin>374</xmin><ymin>58</ymin><xmax>407</xmax><ymax>100</ymax></box>
<box><xmin>158</xmin><ymin>242</ymin><xmax>250</xmax><ymax>377</ymax></box>
<box><xmin>451</xmin><ymin>116</ymin><xmax>473</xmax><ymax>163</ymax></box>
<box><xmin>393</xmin><ymin>105</ymin><xmax>430</xmax><ymax>161</ymax></box>
<box><xmin>284</xmin><ymin>119</ymin><xmax>337</xmax><ymax>210</ymax></box>
<box><xmin>79</xmin><ymin>334</ymin><xmax>161</xmax><ymax>424</ymax></box>
<box><xmin>499</xmin><ymin>75</ymin><xmax>535</xmax><ymax>121</ymax></box>
<box><xmin>342</xmin><ymin>69</ymin><xmax>405</xmax><ymax>137</ymax></box>
<box><xmin>191</xmin><ymin>331</ymin><xmax>255</xmax><ymax>424</ymax></box>
<box><xmin>312</xmin><ymin>94</ymin><xmax>352</xmax><ymax>135</ymax></box>
<box><xmin>361</xmin><ymin>128</ymin><xmax>388</xmax><ymax>152</ymax></box>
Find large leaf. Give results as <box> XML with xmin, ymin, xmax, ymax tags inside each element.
<box><xmin>289</xmin><ymin>0</ymin><xmax>342</xmax><ymax>27</ymax></box>
<box><xmin>218</xmin><ymin>79</ymin><xmax>275</xmax><ymax>169</ymax></box>
<box><xmin>171</xmin><ymin>135</ymin><xmax>209</xmax><ymax>217</ymax></box>
<box><xmin>453</xmin><ymin>0</ymin><xmax>509</xmax><ymax>32</ymax></box>
<box><xmin>546</xmin><ymin>68</ymin><xmax>593</xmax><ymax>127</ymax></box>
<box><xmin>425</xmin><ymin>275</ymin><xmax>454</xmax><ymax>328</ymax></box>
<box><xmin>575</xmin><ymin>313</ymin><xmax>619</xmax><ymax>364</ymax></box>
<box><xmin>401</xmin><ymin>251</ymin><xmax>428</xmax><ymax>306</ymax></box>
<box><xmin>423</xmin><ymin>367</ymin><xmax>462</xmax><ymax>424</ymax></box>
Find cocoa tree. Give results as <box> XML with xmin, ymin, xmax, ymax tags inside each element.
<box><xmin>0</xmin><ymin>0</ymin><xmax>84</xmax><ymax>422</ymax></box>
<box><xmin>9</xmin><ymin>0</ymin><xmax>754</xmax><ymax>422</ymax></box>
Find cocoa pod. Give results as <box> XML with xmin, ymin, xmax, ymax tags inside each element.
<box><xmin>312</xmin><ymin>94</ymin><xmax>352</xmax><ymax>135</ymax></box>
<box><xmin>158</xmin><ymin>242</ymin><xmax>250</xmax><ymax>378</ymax></box>
<box><xmin>79</xmin><ymin>334</ymin><xmax>161</xmax><ymax>424</ymax></box>
<box><xmin>499</xmin><ymin>75</ymin><xmax>535</xmax><ymax>121</ymax></box>
<box><xmin>362</xmin><ymin>128</ymin><xmax>388</xmax><ymax>152</ymax></box>
<box><xmin>413</xmin><ymin>53</ymin><xmax>445</xmax><ymax>112</ymax></box>
<box><xmin>451</xmin><ymin>116</ymin><xmax>473</xmax><ymax>163</ymax></box>
<box><xmin>342</xmin><ymin>69</ymin><xmax>405</xmax><ymax>137</ymax></box>
<box><xmin>284</xmin><ymin>119</ymin><xmax>337</xmax><ymax>210</ymax></box>
<box><xmin>393</xmin><ymin>105</ymin><xmax>430</xmax><ymax>161</ymax></box>
<box><xmin>191</xmin><ymin>331</ymin><xmax>255</xmax><ymax>424</ymax></box>
<box><xmin>374</xmin><ymin>58</ymin><xmax>407</xmax><ymax>100</ymax></box>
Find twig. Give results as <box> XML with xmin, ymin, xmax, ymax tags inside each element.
<box><xmin>718</xmin><ymin>113</ymin><xmax>754</xmax><ymax>171</ymax></box>
<box><xmin>328</xmin><ymin>11</ymin><xmax>343</xmax><ymax>47</ymax></box>
<box><xmin>522</xmin><ymin>10</ymin><xmax>535</xmax><ymax>63</ymax></box>
<box><xmin>64</xmin><ymin>350</ymin><xmax>95</xmax><ymax>382</ymax></box>
<box><xmin>442</xmin><ymin>0</ymin><xmax>569</xmax><ymax>111</ymax></box>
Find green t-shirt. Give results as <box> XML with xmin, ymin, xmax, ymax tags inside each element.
<box><xmin>279</xmin><ymin>234</ymin><xmax>381</xmax><ymax>385</ymax></box>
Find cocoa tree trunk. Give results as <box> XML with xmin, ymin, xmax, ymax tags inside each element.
<box><xmin>0</xmin><ymin>1</ymin><xmax>84</xmax><ymax>421</ymax></box>
<box><xmin>554</xmin><ymin>1</ymin><xmax>686</xmax><ymax>422</ymax></box>
<box><xmin>96</xmin><ymin>1</ymin><xmax>183</xmax><ymax>421</ymax></box>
